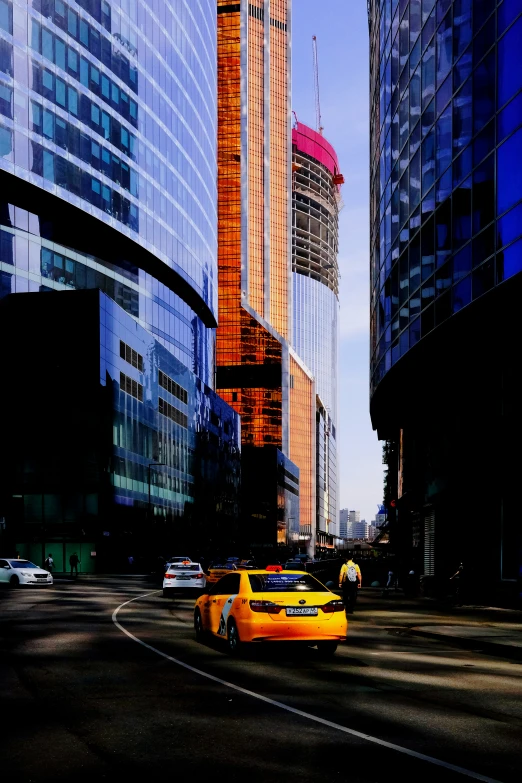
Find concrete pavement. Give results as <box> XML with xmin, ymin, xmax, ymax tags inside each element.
<box><xmin>353</xmin><ymin>588</ymin><xmax>522</xmax><ymax>661</ymax></box>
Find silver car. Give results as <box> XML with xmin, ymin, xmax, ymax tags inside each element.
<box><xmin>162</xmin><ymin>562</ymin><xmax>206</xmax><ymax>597</ymax></box>
<box><xmin>0</xmin><ymin>559</ymin><xmax>53</xmax><ymax>587</ymax></box>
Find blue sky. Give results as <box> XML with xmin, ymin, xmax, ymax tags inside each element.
<box><xmin>292</xmin><ymin>1</ymin><xmax>383</xmax><ymax>524</ymax></box>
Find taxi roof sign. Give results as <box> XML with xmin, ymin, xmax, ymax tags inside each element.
<box><xmin>265</xmin><ymin>564</ymin><xmax>283</xmax><ymax>572</ymax></box>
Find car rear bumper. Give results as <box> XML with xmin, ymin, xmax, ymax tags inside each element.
<box><xmin>238</xmin><ymin>617</ymin><xmax>347</xmax><ymax>642</ymax></box>
<box><xmin>163</xmin><ymin>582</ymin><xmax>205</xmax><ymax>590</ymax></box>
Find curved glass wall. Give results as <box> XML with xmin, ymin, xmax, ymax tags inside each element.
<box><xmin>293</xmin><ymin>273</ymin><xmax>338</xmax><ymax>426</ymax></box>
<box><xmin>0</xmin><ymin>0</ymin><xmax>217</xmax><ymax>384</ymax></box>
<box><xmin>291</xmin><ymin>122</ymin><xmax>340</xmax><ymax>540</ymax></box>
<box><xmin>369</xmin><ymin>0</ymin><xmax>522</xmax><ymax>396</ymax></box>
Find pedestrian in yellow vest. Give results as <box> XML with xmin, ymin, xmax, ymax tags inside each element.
<box><xmin>339</xmin><ymin>555</ymin><xmax>362</xmax><ymax>614</ymax></box>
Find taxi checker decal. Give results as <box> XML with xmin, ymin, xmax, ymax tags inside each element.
<box><xmin>218</xmin><ymin>594</ymin><xmax>238</xmax><ymax>636</ymax></box>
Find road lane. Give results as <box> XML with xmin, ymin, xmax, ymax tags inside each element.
<box><xmin>1</xmin><ymin>580</ymin><xmax>521</xmax><ymax>783</ymax></box>
<box><xmin>116</xmin><ymin>590</ymin><xmax>522</xmax><ymax>783</ymax></box>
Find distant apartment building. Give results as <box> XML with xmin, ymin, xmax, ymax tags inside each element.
<box><xmin>375</xmin><ymin>507</ymin><xmax>387</xmax><ymax>530</ymax></box>
<box><xmin>351</xmin><ymin>518</ymin><xmax>369</xmax><ymax>540</ymax></box>
<box><xmin>348</xmin><ymin>511</ymin><xmax>361</xmax><ymax>536</ymax></box>
<box><xmin>339</xmin><ymin>508</ymin><xmax>349</xmax><ymax>539</ymax></box>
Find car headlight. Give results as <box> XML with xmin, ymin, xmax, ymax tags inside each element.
<box><xmin>20</xmin><ymin>571</ymin><xmax>32</xmax><ymax>577</ymax></box>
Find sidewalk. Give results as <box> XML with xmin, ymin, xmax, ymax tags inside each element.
<box><xmin>353</xmin><ymin>588</ymin><xmax>522</xmax><ymax>661</ymax></box>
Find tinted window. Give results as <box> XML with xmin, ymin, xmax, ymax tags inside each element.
<box><xmin>9</xmin><ymin>560</ymin><xmax>39</xmax><ymax>569</ymax></box>
<box><xmin>0</xmin><ymin>559</ymin><xmax>8</xmax><ymax>567</ymax></box>
<box><xmin>211</xmin><ymin>574</ymin><xmax>241</xmax><ymax>595</ymax></box>
<box><xmin>169</xmin><ymin>564</ymin><xmax>200</xmax><ymax>571</ymax></box>
<box><xmin>248</xmin><ymin>574</ymin><xmax>329</xmax><ymax>593</ymax></box>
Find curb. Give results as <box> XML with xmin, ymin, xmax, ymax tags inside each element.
<box><xmin>410</xmin><ymin>627</ymin><xmax>522</xmax><ymax>661</ymax></box>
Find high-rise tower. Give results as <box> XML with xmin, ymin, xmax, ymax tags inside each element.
<box><xmin>0</xmin><ymin>0</ymin><xmax>241</xmax><ymax>564</ymax></box>
<box><xmin>292</xmin><ymin>120</ymin><xmax>342</xmax><ymax>551</ymax></box>
<box><xmin>216</xmin><ymin>0</ymin><xmax>316</xmax><ymax>552</ymax></box>
<box><xmin>368</xmin><ymin>0</ymin><xmax>522</xmax><ymax>603</ymax></box>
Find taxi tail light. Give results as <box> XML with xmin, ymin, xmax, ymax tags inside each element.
<box><xmin>321</xmin><ymin>601</ymin><xmax>345</xmax><ymax>613</ymax></box>
<box><xmin>164</xmin><ymin>573</ymin><xmax>176</xmax><ymax>579</ymax></box>
<box><xmin>249</xmin><ymin>600</ymin><xmax>282</xmax><ymax>614</ymax></box>
<box><xmin>191</xmin><ymin>573</ymin><xmax>204</xmax><ymax>579</ymax></box>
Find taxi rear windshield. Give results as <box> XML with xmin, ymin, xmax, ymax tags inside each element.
<box><xmin>169</xmin><ymin>564</ymin><xmax>200</xmax><ymax>571</ymax></box>
<box><xmin>248</xmin><ymin>574</ymin><xmax>329</xmax><ymax>593</ymax></box>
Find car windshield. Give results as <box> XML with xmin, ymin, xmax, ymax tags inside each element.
<box><xmin>169</xmin><ymin>564</ymin><xmax>200</xmax><ymax>571</ymax></box>
<box><xmin>9</xmin><ymin>560</ymin><xmax>39</xmax><ymax>569</ymax></box>
<box><xmin>249</xmin><ymin>573</ymin><xmax>329</xmax><ymax>593</ymax></box>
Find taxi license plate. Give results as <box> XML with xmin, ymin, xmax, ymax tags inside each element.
<box><xmin>286</xmin><ymin>607</ymin><xmax>317</xmax><ymax>616</ymax></box>
<box><xmin>177</xmin><ymin>575</ymin><xmax>190</xmax><ymax>580</ymax></box>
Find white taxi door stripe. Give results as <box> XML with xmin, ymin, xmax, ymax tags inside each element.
<box><xmin>217</xmin><ymin>594</ymin><xmax>238</xmax><ymax>636</ymax></box>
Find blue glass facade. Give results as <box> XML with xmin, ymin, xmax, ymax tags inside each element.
<box><xmin>0</xmin><ymin>0</ymin><xmax>217</xmax><ymax>385</ymax></box>
<box><xmin>369</xmin><ymin>0</ymin><xmax>522</xmax><ymax>394</ymax></box>
<box><xmin>0</xmin><ymin>290</ymin><xmax>241</xmax><ymax>566</ymax></box>
<box><xmin>0</xmin><ymin>1</ymin><xmax>245</xmax><ymax>565</ymax></box>
<box><xmin>369</xmin><ymin>1</ymin><xmax>522</xmax><ymax>604</ymax></box>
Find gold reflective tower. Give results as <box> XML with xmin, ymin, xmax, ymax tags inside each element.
<box><xmin>216</xmin><ymin>0</ymin><xmax>315</xmax><ymax>551</ymax></box>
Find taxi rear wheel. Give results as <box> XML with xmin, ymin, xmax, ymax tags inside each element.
<box><xmin>194</xmin><ymin>609</ymin><xmax>205</xmax><ymax>642</ymax></box>
<box><xmin>227</xmin><ymin>618</ymin><xmax>241</xmax><ymax>656</ymax></box>
<box><xmin>316</xmin><ymin>641</ymin><xmax>338</xmax><ymax>658</ymax></box>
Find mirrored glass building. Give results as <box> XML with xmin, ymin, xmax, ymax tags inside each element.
<box><xmin>369</xmin><ymin>0</ymin><xmax>522</xmax><ymax>603</ymax></box>
<box><xmin>215</xmin><ymin>0</ymin><xmax>316</xmax><ymax>555</ymax></box>
<box><xmin>0</xmin><ymin>0</ymin><xmax>241</xmax><ymax>566</ymax></box>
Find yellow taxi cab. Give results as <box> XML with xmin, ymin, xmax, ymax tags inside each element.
<box><xmin>205</xmin><ymin>560</ymin><xmax>238</xmax><ymax>585</ymax></box>
<box><xmin>194</xmin><ymin>568</ymin><xmax>347</xmax><ymax>656</ymax></box>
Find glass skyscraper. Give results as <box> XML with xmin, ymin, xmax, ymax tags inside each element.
<box><xmin>369</xmin><ymin>1</ymin><xmax>522</xmax><ymax>603</ymax></box>
<box><xmin>0</xmin><ymin>0</ymin><xmax>241</xmax><ymax>565</ymax></box>
<box><xmin>292</xmin><ymin>120</ymin><xmax>342</xmax><ymax>550</ymax></box>
<box><xmin>215</xmin><ymin>0</ymin><xmax>316</xmax><ymax>554</ymax></box>
<box><xmin>1</xmin><ymin>0</ymin><xmax>217</xmax><ymax>380</ymax></box>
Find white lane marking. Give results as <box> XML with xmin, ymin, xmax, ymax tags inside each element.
<box><xmin>112</xmin><ymin>592</ymin><xmax>503</xmax><ymax>783</ymax></box>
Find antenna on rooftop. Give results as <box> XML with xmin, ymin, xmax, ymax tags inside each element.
<box><xmin>312</xmin><ymin>35</ymin><xmax>323</xmax><ymax>135</ymax></box>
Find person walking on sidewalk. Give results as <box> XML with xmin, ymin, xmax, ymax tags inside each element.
<box><xmin>339</xmin><ymin>555</ymin><xmax>362</xmax><ymax>614</ymax></box>
<box><xmin>449</xmin><ymin>562</ymin><xmax>465</xmax><ymax>603</ymax></box>
<box><xmin>44</xmin><ymin>553</ymin><xmax>54</xmax><ymax>573</ymax></box>
<box><xmin>382</xmin><ymin>569</ymin><xmax>398</xmax><ymax>596</ymax></box>
<box><xmin>69</xmin><ymin>552</ymin><xmax>80</xmax><ymax>577</ymax></box>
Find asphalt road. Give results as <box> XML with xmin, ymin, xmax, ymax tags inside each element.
<box><xmin>1</xmin><ymin>579</ymin><xmax>521</xmax><ymax>783</ymax></box>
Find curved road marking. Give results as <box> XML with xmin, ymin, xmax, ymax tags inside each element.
<box><xmin>112</xmin><ymin>592</ymin><xmax>503</xmax><ymax>783</ymax></box>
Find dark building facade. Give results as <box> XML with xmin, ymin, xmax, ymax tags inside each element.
<box><xmin>369</xmin><ymin>1</ymin><xmax>522</xmax><ymax>603</ymax></box>
<box><xmin>0</xmin><ymin>1</ymin><xmax>242</xmax><ymax>565</ymax></box>
<box><xmin>0</xmin><ymin>290</ymin><xmax>240</xmax><ymax>571</ymax></box>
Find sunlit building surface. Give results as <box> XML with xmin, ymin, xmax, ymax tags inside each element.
<box><xmin>216</xmin><ymin>0</ymin><xmax>315</xmax><ymax>553</ymax></box>
<box><xmin>0</xmin><ymin>0</ymin><xmax>240</xmax><ymax>564</ymax></box>
<box><xmin>292</xmin><ymin>121</ymin><xmax>342</xmax><ymax>551</ymax></box>
<box><xmin>369</xmin><ymin>0</ymin><xmax>522</xmax><ymax>603</ymax></box>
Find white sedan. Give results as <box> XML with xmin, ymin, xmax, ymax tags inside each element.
<box><xmin>163</xmin><ymin>562</ymin><xmax>206</xmax><ymax>597</ymax></box>
<box><xmin>0</xmin><ymin>558</ymin><xmax>53</xmax><ymax>587</ymax></box>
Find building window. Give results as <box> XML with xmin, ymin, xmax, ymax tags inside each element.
<box><xmin>158</xmin><ymin>397</ymin><xmax>188</xmax><ymax>429</ymax></box>
<box><xmin>120</xmin><ymin>340</ymin><xmax>143</xmax><ymax>372</ymax></box>
<box><xmin>120</xmin><ymin>371</ymin><xmax>143</xmax><ymax>402</ymax></box>
<box><xmin>158</xmin><ymin>369</ymin><xmax>188</xmax><ymax>405</ymax></box>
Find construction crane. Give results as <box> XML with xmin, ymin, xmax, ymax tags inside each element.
<box><xmin>312</xmin><ymin>35</ymin><xmax>323</xmax><ymax>135</ymax></box>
